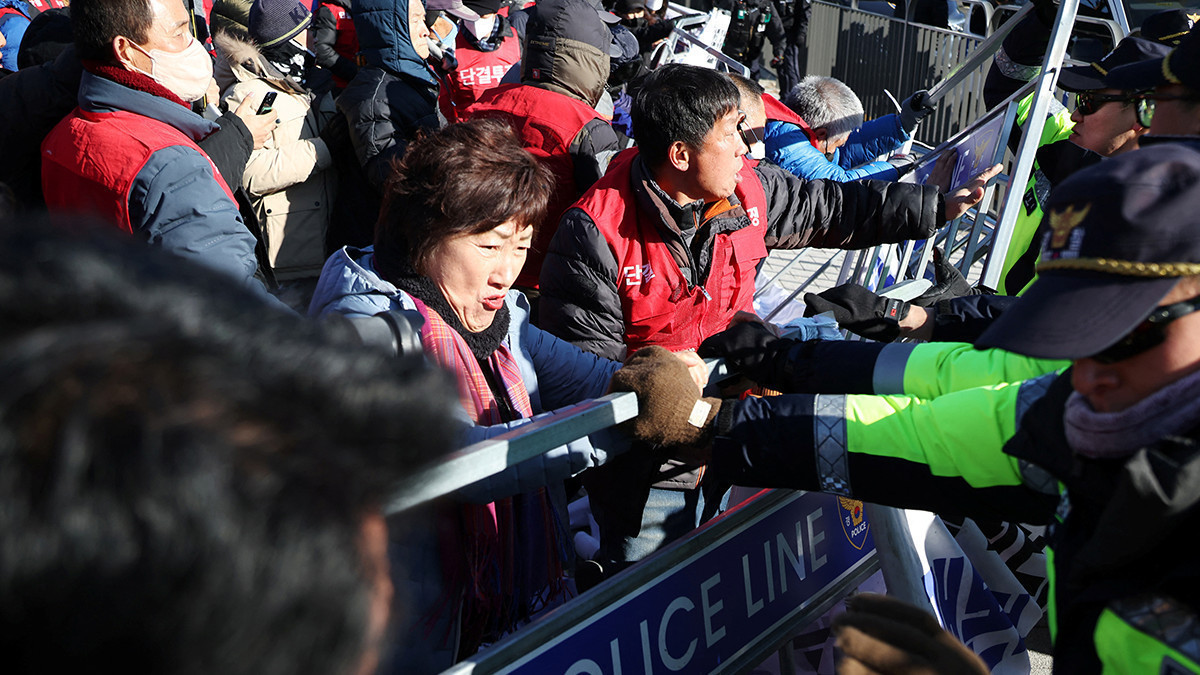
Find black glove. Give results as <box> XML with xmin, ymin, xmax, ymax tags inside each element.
<box><xmin>832</xmin><ymin>594</ymin><xmax>990</xmax><ymax>675</ymax></box>
<box><xmin>804</xmin><ymin>284</ymin><xmax>909</xmax><ymax>342</ymax></box>
<box><xmin>698</xmin><ymin>322</ymin><xmax>800</xmax><ymax>389</ymax></box>
<box><xmin>609</xmin><ymin>346</ymin><xmax>721</xmax><ymax>458</ymax></box>
<box><xmin>911</xmin><ymin>248</ymin><xmax>975</xmax><ymax>307</ymax></box>
<box><xmin>898</xmin><ymin>89</ymin><xmax>935</xmax><ymax>135</ymax></box>
<box><xmin>770</xmin><ymin>54</ymin><xmax>784</xmax><ymax>69</ymax></box>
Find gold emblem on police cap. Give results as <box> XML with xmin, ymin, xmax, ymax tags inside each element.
<box><xmin>1048</xmin><ymin>203</ymin><xmax>1091</xmax><ymax>249</ymax></box>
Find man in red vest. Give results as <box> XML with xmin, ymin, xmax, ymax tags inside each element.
<box><xmin>468</xmin><ymin>0</ymin><xmax>627</xmax><ymax>294</ymax></box>
<box><xmin>541</xmin><ymin>63</ymin><xmax>995</xmax><ymax>361</ymax></box>
<box><xmin>41</xmin><ymin>0</ymin><xmax>274</xmax><ymax>299</ymax></box>
<box><xmin>538</xmin><ymin>63</ymin><xmax>997</xmax><ymax>572</ymax></box>
<box><xmin>432</xmin><ymin>0</ymin><xmax>522</xmax><ymax>123</ymax></box>
<box><xmin>312</xmin><ymin>0</ymin><xmax>358</xmax><ymax>91</ymax></box>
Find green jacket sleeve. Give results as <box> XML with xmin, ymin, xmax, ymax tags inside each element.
<box><xmin>780</xmin><ymin>339</ymin><xmax>1065</xmax><ymax>398</ymax></box>
<box><xmin>710</xmin><ymin>372</ymin><xmax>1062</xmax><ymax>523</ymax></box>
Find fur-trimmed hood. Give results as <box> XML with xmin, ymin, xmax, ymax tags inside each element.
<box><xmin>213</xmin><ymin>30</ymin><xmax>308</xmax><ymax>97</ymax></box>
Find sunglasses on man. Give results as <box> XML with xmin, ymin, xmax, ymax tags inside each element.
<box><xmin>1134</xmin><ymin>92</ymin><xmax>1200</xmax><ymax>128</ymax></box>
<box><xmin>1072</xmin><ymin>91</ymin><xmax>1142</xmax><ymax>117</ymax></box>
<box><xmin>1088</xmin><ymin>292</ymin><xmax>1200</xmax><ymax>364</ymax></box>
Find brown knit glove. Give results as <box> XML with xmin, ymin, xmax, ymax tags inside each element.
<box><xmin>832</xmin><ymin>594</ymin><xmax>989</xmax><ymax>675</ymax></box>
<box><xmin>610</xmin><ymin>346</ymin><xmax>721</xmax><ymax>454</ymax></box>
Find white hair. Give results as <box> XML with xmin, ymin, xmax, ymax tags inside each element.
<box><xmin>783</xmin><ymin>75</ymin><xmax>864</xmax><ymax>140</ymax></box>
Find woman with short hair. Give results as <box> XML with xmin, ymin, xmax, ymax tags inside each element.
<box><xmin>310</xmin><ymin>119</ymin><xmax>696</xmax><ymax>669</ymax></box>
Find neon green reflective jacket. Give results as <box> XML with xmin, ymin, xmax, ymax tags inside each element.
<box><xmin>997</xmin><ymin>95</ymin><xmax>1075</xmax><ymax>296</ymax></box>
<box><xmin>713</xmin><ymin>370</ymin><xmax>1200</xmax><ymax>673</ymax></box>
<box><xmin>785</xmin><ymin>339</ymin><xmax>1066</xmax><ymax>398</ymax></box>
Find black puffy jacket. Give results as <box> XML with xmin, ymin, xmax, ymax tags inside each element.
<box><xmin>330</xmin><ymin>0</ymin><xmax>438</xmax><ymax>249</ymax></box>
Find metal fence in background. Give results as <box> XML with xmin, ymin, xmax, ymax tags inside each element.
<box><xmin>806</xmin><ymin>1</ymin><xmax>990</xmax><ymax>147</ymax></box>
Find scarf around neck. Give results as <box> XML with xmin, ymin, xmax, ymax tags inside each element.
<box><xmin>261</xmin><ymin>39</ymin><xmax>309</xmax><ymax>84</ymax></box>
<box><xmin>1064</xmin><ymin>366</ymin><xmax>1200</xmax><ymax>459</ymax></box>
<box><xmin>395</xmin><ymin>272</ymin><xmax>566</xmax><ymax>655</ymax></box>
<box><xmin>389</xmin><ymin>269</ymin><xmax>510</xmax><ymax>361</ymax></box>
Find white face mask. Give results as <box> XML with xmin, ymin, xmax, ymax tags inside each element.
<box><xmin>131</xmin><ymin>36</ymin><xmax>214</xmax><ymax>103</ymax></box>
<box><xmin>748</xmin><ymin>141</ymin><xmax>766</xmax><ymax>160</ymax></box>
<box><xmin>464</xmin><ymin>16</ymin><xmax>496</xmax><ymax>40</ymax></box>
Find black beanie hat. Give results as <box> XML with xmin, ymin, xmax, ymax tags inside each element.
<box><xmin>249</xmin><ymin>0</ymin><xmax>313</xmax><ymax>48</ymax></box>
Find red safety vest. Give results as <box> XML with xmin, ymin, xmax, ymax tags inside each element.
<box><xmin>761</xmin><ymin>92</ymin><xmax>821</xmax><ymax>150</ymax></box>
<box><xmin>575</xmin><ymin>149</ymin><xmax>769</xmax><ymax>352</ymax></box>
<box><xmin>470</xmin><ymin>83</ymin><xmax>605</xmax><ymax>289</ymax></box>
<box><xmin>318</xmin><ymin>1</ymin><xmax>358</xmax><ymax>88</ymax></box>
<box><xmin>42</xmin><ymin>108</ymin><xmax>236</xmax><ymax>233</ymax></box>
<box><xmin>440</xmin><ymin>26</ymin><xmax>521</xmax><ymax>123</ymax></box>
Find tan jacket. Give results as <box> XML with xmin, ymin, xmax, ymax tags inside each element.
<box><xmin>215</xmin><ymin>31</ymin><xmax>337</xmax><ymax>281</ymax></box>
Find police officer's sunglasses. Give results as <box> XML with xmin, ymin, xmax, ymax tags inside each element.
<box><xmin>1134</xmin><ymin>92</ymin><xmax>1200</xmax><ymax>128</ymax></box>
<box><xmin>736</xmin><ymin>110</ymin><xmax>764</xmax><ymax>151</ymax></box>
<box><xmin>1088</xmin><ymin>292</ymin><xmax>1200</xmax><ymax>364</ymax></box>
<box><xmin>1072</xmin><ymin>91</ymin><xmax>1141</xmax><ymax>116</ymax></box>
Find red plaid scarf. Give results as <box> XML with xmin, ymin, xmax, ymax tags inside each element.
<box><xmin>414</xmin><ymin>299</ymin><xmax>532</xmax><ymax>423</ymax></box>
<box><xmin>412</xmin><ymin>298</ymin><xmax>566</xmax><ymax>655</ymax></box>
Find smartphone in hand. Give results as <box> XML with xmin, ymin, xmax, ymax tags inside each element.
<box><xmin>257</xmin><ymin>91</ymin><xmax>278</xmax><ymax>115</ymax></box>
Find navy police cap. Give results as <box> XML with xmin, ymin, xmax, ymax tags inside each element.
<box><xmin>976</xmin><ymin>143</ymin><xmax>1200</xmax><ymax>360</ymax></box>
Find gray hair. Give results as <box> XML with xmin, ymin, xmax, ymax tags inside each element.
<box><xmin>783</xmin><ymin>75</ymin><xmax>864</xmax><ymax>140</ymax></box>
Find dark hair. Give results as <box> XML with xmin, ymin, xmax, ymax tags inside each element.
<box><xmin>0</xmin><ymin>217</ymin><xmax>458</xmax><ymax>675</ymax></box>
<box><xmin>375</xmin><ymin>118</ymin><xmax>554</xmax><ymax>276</ymax></box>
<box><xmin>71</xmin><ymin>0</ymin><xmax>154</xmax><ymax>63</ymax></box>
<box><xmin>728</xmin><ymin>72</ymin><xmax>764</xmax><ymax>99</ymax></box>
<box><xmin>631</xmin><ymin>64</ymin><xmax>741</xmax><ymax>169</ymax></box>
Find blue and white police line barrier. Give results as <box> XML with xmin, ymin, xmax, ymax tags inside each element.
<box><xmin>385</xmin><ymin>356</ymin><xmax>1044</xmax><ymax>673</ymax></box>
<box><xmin>446</xmin><ymin>489</ymin><xmax>880</xmax><ymax>674</ymax></box>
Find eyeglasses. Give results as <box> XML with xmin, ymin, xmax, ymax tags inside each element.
<box><xmin>1073</xmin><ymin>91</ymin><xmax>1140</xmax><ymax>117</ymax></box>
<box><xmin>736</xmin><ymin>110</ymin><xmax>764</xmax><ymax>150</ymax></box>
<box><xmin>1087</xmin><ymin>293</ymin><xmax>1200</xmax><ymax>364</ymax></box>
<box><xmin>1135</xmin><ymin>93</ymin><xmax>1200</xmax><ymax>128</ymax></box>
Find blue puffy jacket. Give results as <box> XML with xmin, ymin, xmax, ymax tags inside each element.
<box><xmin>0</xmin><ymin>0</ymin><xmax>32</xmax><ymax>71</ymax></box>
<box><xmin>309</xmin><ymin>245</ymin><xmax>628</xmax><ymax>670</ymax></box>
<box><xmin>309</xmin><ymin>245</ymin><xmax>628</xmax><ymax>490</ymax></box>
<box><xmin>765</xmin><ymin>113</ymin><xmax>910</xmax><ymax>182</ymax></box>
<box><xmin>339</xmin><ymin>0</ymin><xmax>438</xmax><ymax>190</ymax></box>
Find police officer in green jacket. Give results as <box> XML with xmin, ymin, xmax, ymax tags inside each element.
<box><xmin>610</xmin><ymin>142</ymin><xmax>1200</xmax><ymax>673</ymax></box>
<box><xmin>980</xmin><ymin>6</ymin><xmax>1190</xmax><ymax>295</ymax></box>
